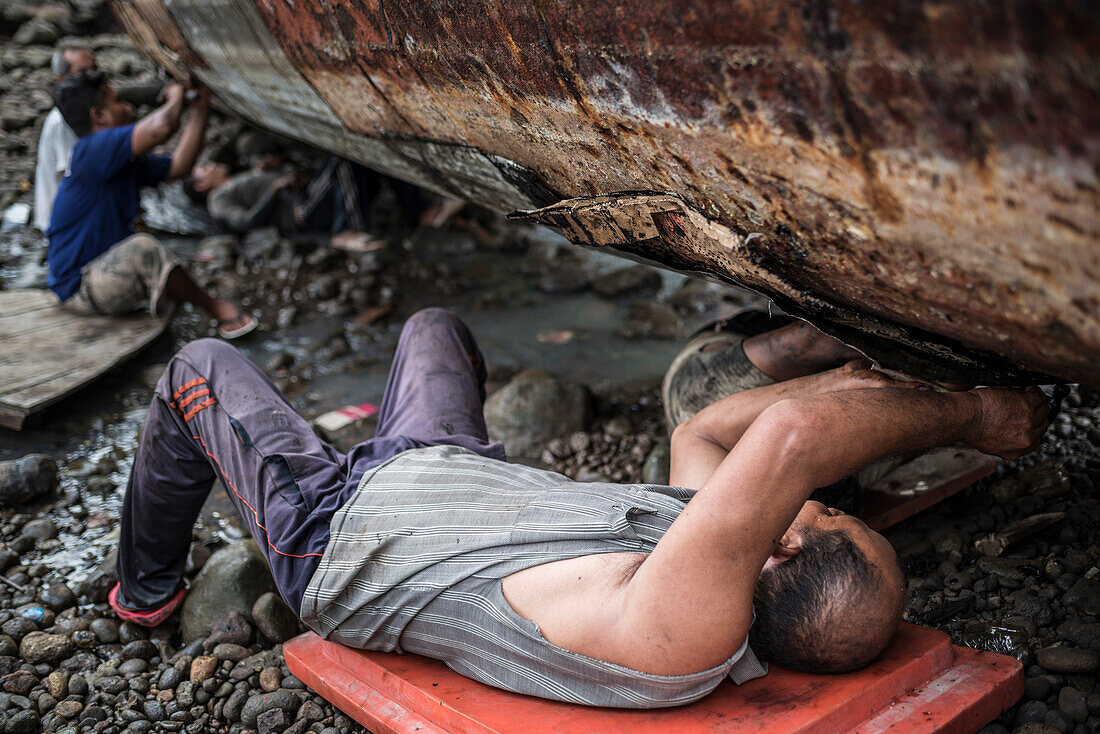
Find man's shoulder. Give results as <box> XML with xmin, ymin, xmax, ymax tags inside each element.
<box><xmin>40</xmin><ymin>109</ymin><xmax>76</xmax><ymax>147</ymax></box>
<box><xmin>42</xmin><ymin>108</ymin><xmax>64</xmax><ymax>132</ymax></box>
<box><xmin>65</xmin><ymin>125</ymin><xmax>141</xmax><ymax>184</ymax></box>
<box><xmin>72</xmin><ymin>124</ymin><xmax>133</xmax><ymax>159</ymax></box>
<box><xmin>82</xmin><ymin>124</ymin><xmax>134</xmax><ymax>146</ymax></box>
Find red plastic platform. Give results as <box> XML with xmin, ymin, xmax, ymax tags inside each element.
<box><xmin>284</xmin><ymin>623</ymin><xmax>1022</xmax><ymax>734</ymax></box>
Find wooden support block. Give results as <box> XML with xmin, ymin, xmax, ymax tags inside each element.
<box><xmin>974</xmin><ymin>512</ymin><xmax>1066</xmax><ymax>556</ymax></box>
<box><xmin>860</xmin><ymin>448</ymin><xmax>997</xmax><ymax>531</ymax></box>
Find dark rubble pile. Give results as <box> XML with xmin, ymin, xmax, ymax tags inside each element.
<box><xmin>885</xmin><ymin>388</ymin><xmax>1100</xmax><ymax>734</ymax></box>
<box><xmin>0</xmin><ymin>506</ymin><xmax>367</xmax><ymax>734</ymax></box>
<box><xmin>539</xmin><ymin>394</ymin><xmax>671</xmax><ymax>486</ymax></box>
<box><xmin>185</xmin><ymin>226</ymin><xmax>457</xmax><ymax>337</ymax></box>
<box><xmin>1</xmin><ymin>448</ymin><xmax>372</xmax><ymax>734</ymax></box>
<box><xmin>0</xmin><ymin>0</ymin><xmax>142</xmax><ymax>213</ymax></box>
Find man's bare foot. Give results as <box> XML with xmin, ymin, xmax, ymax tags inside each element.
<box><xmin>331</xmin><ymin>230</ymin><xmax>387</xmax><ymax>253</ymax></box>
<box><xmin>419</xmin><ymin>197</ymin><xmax>465</xmax><ymax>228</ymax></box>
<box><xmin>211</xmin><ymin>300</ymin><xmax>257</xmax><ymax>340</ymax></box>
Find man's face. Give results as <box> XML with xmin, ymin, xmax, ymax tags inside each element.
<box><xmin>63</xmin><ymin>48</ymin><xmax>96</xmax><ymax>76</ymax></box>
<box><xmin>191</xmin><ymin>162</ymin><xmax>230</xmax><ymax>192</ymax></box>
<box><xmin>788</xmin><ymin>500</ymin><xmax>901</xmax><ymax>587</ymax></box>
<box><xmin>91</xmin><ymin>86</ymin><xmax>135</xmax><ymax>130</ymax></box>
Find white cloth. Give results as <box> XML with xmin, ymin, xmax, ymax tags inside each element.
<box><xmin>34</xmin><ymin>108</ymin><xmax>78</xmax><ymax>232</ymax></box>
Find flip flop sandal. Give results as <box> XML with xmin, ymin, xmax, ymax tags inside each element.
<box><xmin>217</xmin><ymin>311</ymin><xmax>258</xmax><ymax>340</ymax></box>
<box><xmin>661</xmin><ymin>310</ymin><xmax>791</xmax><ymax>430</ymax></box>
<box><xmin>331</xmin><ymin>233</ymin><xmax>388</xmax><ymax>254</ymax></box>
<box><xmin>109</xmin><ymin>583</ymin><xmax>186</xmax><ymax>627</ymax></box>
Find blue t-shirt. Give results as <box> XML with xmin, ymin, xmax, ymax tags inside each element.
<box><xmin>46</xmin><ymin>125</ymin><xmax>172</xmax><ymax>301</ymax></box>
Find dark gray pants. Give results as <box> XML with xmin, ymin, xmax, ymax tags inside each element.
<box><xmin>117</xmin><ymin>308</ymin><xmax>504</xmax><ymax>614</ymax></box>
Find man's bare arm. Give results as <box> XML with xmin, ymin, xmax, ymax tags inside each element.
<box><xmin>166</xmin><ymin>88</ymin><xmax>209</xmax><ymax>180</ymax></box>
<box><xmin>669</xmin><ymin>363</ymin><xmax>914</xmax><ymax>489</ymax></box>
<box><xmin>604</xmin><ymin>386</ymin><xmax>1047</xmax><ymax>674</ymax></box>
<box><xmin>131</xmin><ymin>83</ymin><xmax>185</xmax><ymax>157</ymax></box>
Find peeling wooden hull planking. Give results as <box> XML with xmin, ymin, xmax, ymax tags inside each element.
<box><xmin>111</xmin><ymin>0</ymin><xmax>1100</xmax><ymax>387</ymax></box>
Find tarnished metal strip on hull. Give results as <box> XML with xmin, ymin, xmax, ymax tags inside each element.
<box><xmin>111</xmin><ymin>0</ymin><xmax>1100</xmax><ymax>386</ymax></box>
<box><xmin>161</xmin><ymin>0</ymin><xmax>347</xmax><ymax>155</ymax></box>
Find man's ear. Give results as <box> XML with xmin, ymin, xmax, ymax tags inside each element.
<box><xmin>762</xmin><ymin>530</ymin><xmax>802</xmax><ymax>571</ymax></box>
<box><xmin>88</xmin><ymin>105</ymin><xmax>107</xmax><ymax>128</ymax></box>
<box><xmin>770</xmin><ymin>542</ymin><xmax>801</xmax><ymax>565</ymax></box>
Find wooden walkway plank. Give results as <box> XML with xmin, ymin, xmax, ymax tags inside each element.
<box><xmin>0</xmin><ymin>308</ymin><xmax>116</xmax><ymax>339</ymax></box>
<box><xmin>0</xmin><ymin>290</ymin><xmax>170</xmax><ymax>430</ymax></box>
<box><xmin>0</xmin><ymin>294</ymin><xmax>58</xmax><ymax>318</ymax></box>
<box><xmin>0</xmin><ymin>319</ymin><xmax>161</xmax><ymax>375</ymax></box>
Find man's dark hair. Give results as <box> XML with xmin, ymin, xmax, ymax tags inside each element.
<box><xmin>181</xmin><ymin>176</ymin><xmax>208</xmax><ymax>207</ymax></box>
<box><xmin>51</xmin><ymin>39</ymin><xmax>93</xmax><ymax>77</ymax></box>
<box><xmin>750</xmin><ymin>527</ymin><xmax>887</xmax><ymax>673</ymax></box>
<box><xmin>54</xmin><ymin>70</ymin><xmax>110</xmax><ymax>137</ymax></box>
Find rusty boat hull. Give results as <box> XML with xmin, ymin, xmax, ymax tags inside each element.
<box><xmin>112</xmin><ymin>0</ymin><xmax>1099</xmax><ymax>386</ymax></box>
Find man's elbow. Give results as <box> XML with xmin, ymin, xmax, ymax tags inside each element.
<box><xmin>752</xmin><ymin>399</ymin><xmax>823</xmax><ymax>462</ymax></box>
<box><xmin>670</xmin><ymin>415</ymin><xmax>714</xmax><ymax>455</ymax></box>
<box><xmin>149</xmin><ymin>118</ymin><xmax>175</xmax><ymax>144</ymax></box>
<box><xmin>165</xmin><ymin>161</ymin><xmax>188</xmax><ymax>181</ymax></box>
<box><xmin>670</xmin><ymin>420</ymin><xmax>691</xmax><ymax>453</ymax></box>
<box><xmin>134</xmin><ymin>120</ymin><xmax>172</xmax><ymax>154</ymax></box>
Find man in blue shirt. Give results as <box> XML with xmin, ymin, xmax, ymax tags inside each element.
<box><xmin>48</xmin><ymin>70</ymin><xmax>254</xmax><ymax>338</ymax></box>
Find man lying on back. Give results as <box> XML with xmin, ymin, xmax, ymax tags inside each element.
<box><xmin>110</xmin><ymin>309</ymin><xmax>1048</xmax><ymax>707</ymax></box>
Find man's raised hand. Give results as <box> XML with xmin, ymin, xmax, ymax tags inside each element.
<box><xmin>160</xmin><ymin>82</ymin><xmax>185</xmax><ymax>105</ymax></box>
<box><xmin>190</xmin><ymin>84</ymin><xmax>210</xmax><ymax>109</ymax></box>
<box><xmin>967</xmin><ymin>386</ymin><xmax>1050</xmax><ymax>459</ymax></box>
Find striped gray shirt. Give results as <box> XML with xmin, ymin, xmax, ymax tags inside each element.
<box><xmin>300</xmin><ymin>445</ymin><xmax>767</xmax><ymax>708</ymax></box>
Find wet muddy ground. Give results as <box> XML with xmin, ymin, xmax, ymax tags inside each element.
<box><xmin>1</xmin><ymin>9</ymin><xmax>1100</xmax><ymax>734</ymax></box>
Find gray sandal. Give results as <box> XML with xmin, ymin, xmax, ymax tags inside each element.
<box><xmin>661</xmin><ymin>323</ymin><xmax>777</xmax><ymax>431</ymax></box>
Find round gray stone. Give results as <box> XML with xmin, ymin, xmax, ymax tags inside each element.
<box><xmin>180</xmin><ymin>540</ymin><xmax>277</xmax><ymax>643</ymax></box>
<box><xmin>642</xmin><ymin>441</ymin><xmax>671</xmax><ymax>485</ymax></box>
<box><xmin>241</xmin><ymin>690</ymin><xmax>301</xmax><ymax>727</ymax></box>
<box><xmin>1058</xmin><ymin>686</ymin><xmax>1089</xmax><ymax>723</ymax></box>
<box><xmin>19</xmin><ymin>632</ymin><xmax>73</xmax><ymax>665</ymax></box>
<box><xmin>251</xmin><ymin>592</ymin><xmax>299</xmax><ymax>644</ymax></box>
<box><xmin>1036</xmin><ymin>647</ymin><xmax>1099</xmax><ymax>674</ymax></box>
<box><xmin>484</xmin><ymin>370</ymin><xmax>590</xmax><ymax>458</ymax></box>
<box><xmin>0</xmin><ymin>455</ymin><xmax>58</xmax><ymax>506</ymax></box>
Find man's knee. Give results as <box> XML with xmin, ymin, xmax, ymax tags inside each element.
<box><xmin>403</xmin><ymin>307</ymin><xmax>465</xmax><ymax>335</ymax></box>
<box><xmin>156</xmin><ymin>338</ymin><xmax>242</xmax><ymax>398</ymax></box>
<box><xmin>114</xmin><ymin>233</ymin><xmax>165</xmax><ymax>258</ymax></box>
<box><xmin>175</xmin><ymin>338</ymin><xmax>239</xmax><ymax>369</ymax></box>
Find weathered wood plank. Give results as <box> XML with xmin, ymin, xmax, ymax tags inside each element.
<box><xmin>1</xmin><ymin>324</ymin><xmax>164</xmax><ymax>388</ymax></box>
<box><xmin>0</xmin><ymin>320</ymin><xmax>162</xmax><ymax>376</ymax></box>
<box><xmin>0</xmin><ymin>290</ymin><xmax>170</xmax><ymax>430</ymax></box>
<box><xmin>0</xmin><ymin>293</ymin><xmax>57</xmax><ymax>318</ymax></box>
<box><xmin>860</xmin><ymin>449</ymin><xmax>997</xmax><ymax>531</ymax></box>
<box><xmin>0</xmin><ymin>308</ymin><xmax>106</xmax><ymax>342</ymax></box>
